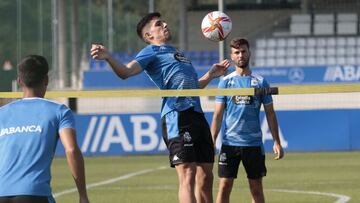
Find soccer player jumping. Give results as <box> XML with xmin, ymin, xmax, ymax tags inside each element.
<box><xmin>91</xmin><ymin>12</ymin><xmax>229</xmax><ymax>203</ymax></box>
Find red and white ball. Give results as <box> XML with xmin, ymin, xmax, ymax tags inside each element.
<box><xmin>201</xmin><ymin>11</ymin><xmax>232</xmax><ymax>42</ymax></box>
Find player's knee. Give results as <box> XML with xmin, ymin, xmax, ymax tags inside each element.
<box><xmin>198</xmin><ymin>174</ymin><xmax>214</xmax><ymax>190</ymax></box>
<box><xmin>180</xmin><ymin>168</ymin><xmax>196</xmax><ymax>185</ymax></box>
<box><xmin>249</xmin><ymin>183</ymin><xmax>263</xmax><ymax>197</ymax></box>
<box><xmin>186</xmin><ymin>167</ymin><xmax>197</xmax><ymax>176</ymax></box>
<box><xmin>198</xmin><ymin>169</ymin><xmax>213</xmax><ymax>180</ymax></box>
<box><xmin>219</xmin><ymin>180</ymin><xmax>233</xmax><ymax>194</ymax></box>
<box><xmin>204</xmin><ymin>172</ymin><xmax>214</xmax><ymax>184</ymax></box>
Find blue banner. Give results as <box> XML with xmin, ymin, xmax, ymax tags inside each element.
<box><xmin>252</xmin><ymin>65</ymin><xmax>360</xmax><ymax>85</ymax></box>
<box><xmin>83</xmin><ymin>65</ymin><xmax>360</xmax><ymax>89</ymax></box>
<box><xmin>55</xmin><ymin>109</ymin><xmax>360</xmax><ymax>156</ymax></box>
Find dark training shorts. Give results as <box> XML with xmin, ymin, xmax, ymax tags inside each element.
<box><xmin>218</xmin><ymin>145</ymin><xmax>267</xmax><ymax>179</ymax></box>
<box><xmin>162</xmin><ymin>108</ymin><xmax>214</xmax><ymax>167</ymax></box>
<box><xmin>0</xmin><ymin>196</ymin><xmax>49</xmax><ymax>203</ymax></box>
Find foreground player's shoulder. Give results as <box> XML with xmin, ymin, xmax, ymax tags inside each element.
<box><xmin>0</xmin><ymin>101</ymin><xmax>18</xmax><ymax>118</ymax></box>
<box><xmin>41</xmin><ymin>99</ymin><xmax>75</xmax><ymax>127</ymax></box>
<box><xmin>37</xmin><ymin>97</ymin><xmax>66</xmax><ymax>105</ymax></box>
<box><xmin>34</xmin><ymin>98</ymin><xmax>71</xmax><ymax>113</ymax></box>
<box><xmin>0</xmin><ymin>99</ymin><xmax>19</xmax><ymax>110</ymax></box>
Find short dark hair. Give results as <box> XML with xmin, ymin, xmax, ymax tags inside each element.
<box><xmin>230</xmin><ymin>38</ymin><xmax>250</xmax><ymax>49</ymax></box>
<box><xmin>17</xmin><ymin>55</ymin><xmax>49</xmax><ymax>88</ymax></box>
<box><xmin>136</xmin><ymin>12</ymin><xmax>161</xmax><ymax>40</ymax></box>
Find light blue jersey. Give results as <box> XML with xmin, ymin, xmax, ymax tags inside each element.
<box><xmin>135</xmin><ymin>44</ymin><xmax>203</xmax><ymax>117</ymax></box>
<box><xmin>216</xmin><ymin>71</ymin><xmax>273</xmax><ymax>146</ymax></box>
<box><xmin>0</xmin><ymin>98</ymin><xmax>75</xmax><ymax>200</ymax></box>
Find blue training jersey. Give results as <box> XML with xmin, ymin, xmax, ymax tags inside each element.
<box><xmin>0</xmin><ymin>98</ymin><xmax>75</xmax><ymax>199</ymax></box>
<box><xmin>135</xmin><ymin>44</ymin><xmax>203</xmax><ymax>117</ymax></box>
<box><xmin>216</xmin><ymin>71</ymin><xmax>273</xmax><ymax>146</ymax></box>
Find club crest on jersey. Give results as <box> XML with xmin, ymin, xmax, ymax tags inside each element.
<box><xmin>174</xmin><ymin>53</ymin><xmax>191</xmax><ymax>64</ymax></box>
<box><xmin>251</xmin><ymin>79</ymin><xmax>258</xmax><ymax>86</ymax></box>
<box><xmin>183</xmin><ymin>131</ymin><xmax>192</xmax><ymax>142</ymax></box>
<box><xmin>232</xmin><ymin>95</ymin><xmax>253</xmax><ymax>105</ymax></box>
<box><xmin>219</xmin><ymin>153</ymin><xmax>226</xmax><ymax>162</ymax></box>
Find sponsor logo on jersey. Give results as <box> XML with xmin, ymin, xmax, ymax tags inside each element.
<box><xmin>232</xmin><ymin>95</ymin><xmax>253</xmax><ymax>105</ymax></box>
<box><xmin>174</xmin><ymin>53</ymin><xmax>191</xmax><ymax>64</ymax></box>
<box><xmin>0</xmin><ymin>125</ymin><xmax>42</xmax><ymax>137</ymax></box>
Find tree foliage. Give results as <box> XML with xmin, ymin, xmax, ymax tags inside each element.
<box><xmin>0</xmin><ymin>0</ymin><xmax>181</xmax><ymax>70</ymax></box>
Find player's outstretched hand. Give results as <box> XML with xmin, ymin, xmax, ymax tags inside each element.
<box><xmin>209</xmin><ymin>59</ymin><xmax>230</xmax><ymax>79</ymax></box>
<box><xmin>90</xmin><ymin>43</ymin><xmax>110</xmax><ymax>60</ymax></box>
<box><xmin>273</xmin><ymin>143</ymin><xmax>284</xmax><ymax>160</ymax></box>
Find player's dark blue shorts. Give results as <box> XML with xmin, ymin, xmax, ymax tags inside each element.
<box><xmin>161</xmin><ymin>107</ymin><xmax>214</xmax><ymax>167</ymax></box>
<box><xmin>218</xmin><ymin>145</ymin><xmax>266</xmax><ymax>179</ymax></box>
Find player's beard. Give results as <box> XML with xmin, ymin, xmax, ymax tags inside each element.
<box><xmin>237</xmin><ymin>58</ymin><xmax>249</xmax><ymax>69</ymax></box>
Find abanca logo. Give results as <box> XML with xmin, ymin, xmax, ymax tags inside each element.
<box><xmin>0</xmin><ymin>125</ymin><xmax>42</xmax><ymax>137</ymax></box>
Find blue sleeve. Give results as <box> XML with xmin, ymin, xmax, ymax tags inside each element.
<box><xmin>58</xmin><ymin>105</ymin><xmax>75</xmax><ymax>132</ymax></box>
<box><xmin>215</xmin><ymin>78</ymin><xmax>227</xmax><ymax>103</ymax></box>
<box><xmin>134</xmin><ymin>46</ymin><xmax>156</xmax><ymax>70</ymax></box>
<box><xmin>262</xmin><ymin>79</ymin><xmax>273</xmax><ymax>105</ymax></box>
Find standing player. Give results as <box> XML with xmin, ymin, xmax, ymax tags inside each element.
<box><xmin>0</xmin><ymin>55</ymin><xmax>89</xmax><ymax>203</ymax></box>
<box><xmin>211</xmin><ymin>38</ymin><xmax>284</xmax><ymax>203</ymax></box>
<box><xmin>91</xmin><ymin>12</ymin><xmax>229</xmax><ymax>203</ymax></box>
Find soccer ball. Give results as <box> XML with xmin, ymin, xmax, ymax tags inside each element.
<box><xmin>201</xmin><ymin>11</ymin><xmax>232</xmax><ymax>42</ymax></box>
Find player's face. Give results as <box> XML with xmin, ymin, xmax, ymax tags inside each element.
<box><xmin>146</xmin><ymin>17</ymin><xmax>172</xmax><ymax>44</ymax></box>
<box><xmin>231</xmin><ymin>45</ymin><xmax>250</xmax><ymax>69</ymax></box>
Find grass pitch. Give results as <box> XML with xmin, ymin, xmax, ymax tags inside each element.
<box><xmin>51</xmin><ymin>151</ymin><xmax>360</xmax><ymax>203</ymax></box>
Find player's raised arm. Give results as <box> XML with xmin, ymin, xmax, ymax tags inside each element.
<box><xmin>90</xmin><ymin>43</ymin><xmax>143</xmax><ymax>79</ymax></box>
<box><xmin>198</xmin><ymin>59</ymin><xmax>230</xmax><ymax>89</ymax></box>
<box><xmin>60</xmin><ymin>128</ymin><xmax>90</xmax><ymax>203</ymax></box>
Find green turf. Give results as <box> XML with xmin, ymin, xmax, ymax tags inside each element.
<box><xmin>51</xmin><ymin>151</ymin><xmax>360</xmax><ymax>203</ymax></box>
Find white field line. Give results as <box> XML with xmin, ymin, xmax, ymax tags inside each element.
<box><xmin>53</xmin><ymin>166</ymin><xmax>167</xmax><ymax>198</ymax></box>
<box><xmin>268</xmin><ymin>189</ymin><xmax>351</xmax><ymax>203</ymax></box>
<box><xmin>54</xmin><ymin>167</ymin><xmax>351</xmax><ymax>203</ymax></box>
